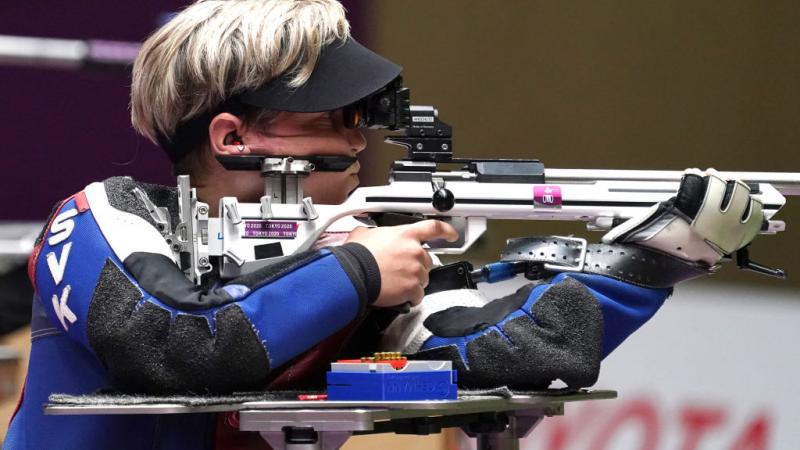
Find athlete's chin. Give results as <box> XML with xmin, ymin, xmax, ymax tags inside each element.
<box><xmin>313</xmin><ymin>185</ymin><xmax>358</xmax><ymax>205</ymax></box>
<box><xmin>349</xmin><ymin>176</ymin><xmax>360</xmax><ymax>192</ymax></box>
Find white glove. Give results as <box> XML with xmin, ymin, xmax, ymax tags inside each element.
<box><xmin>380</xmin><ymin>289</ymin><xmax>490</xmax><ymax>354</ymax></box>
<box><xmin>603</xmin><ymin>169</ymin><xmax>764</xmax><ymax>266</ymax></box>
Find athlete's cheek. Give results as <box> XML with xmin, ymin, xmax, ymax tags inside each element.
<box><xmin>331</xmin><ymin>173</ymin><xmax>359</xmax><ymax>204</ymax></box>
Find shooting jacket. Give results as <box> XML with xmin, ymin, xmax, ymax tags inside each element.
<box><xmin>5</xmin><ymin>177</ymin><xmax>381</xmax><ymax>450</ymax></box>
<box><xmin>4</xmin><ymin>176</ymin><xmax>673</xmax><ymax>450</ymax></box>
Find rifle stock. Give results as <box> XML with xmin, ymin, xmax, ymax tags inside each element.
<box><xmin>190</xmin><ymin>162</ymin><xmax>796</xmax><ymax>280</ymax></box>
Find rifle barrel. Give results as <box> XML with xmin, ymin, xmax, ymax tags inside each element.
<box><xmin>545</xmin><ymin>169</ymin><xmax>800</xmax><ymax>196</ymax></box>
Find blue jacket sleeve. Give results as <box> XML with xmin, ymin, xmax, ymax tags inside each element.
<box><xmin>557</xmin><ymin>272</ymin><xmax>670</xmax><ymax>357</ymax></box>
<box><xmin>31</xmin><ymin>182</ymin><xmax>379</xmax><ymax>394</ymax></box>
<box><xmin>414</xmin><ymin>271</ymin><xmax>671</xmax><ymax>389</ymax></box>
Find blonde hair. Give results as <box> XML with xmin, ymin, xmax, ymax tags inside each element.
<box><xmin>130</xmin><ymin>0</ymin><xmax>350</xmax><ymax>147</ymax></box>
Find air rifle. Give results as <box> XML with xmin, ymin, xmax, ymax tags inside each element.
<box><xmin>169</xmin><ymin>80</ymin><xmax>800</xmax><ymax>285</ymax></box>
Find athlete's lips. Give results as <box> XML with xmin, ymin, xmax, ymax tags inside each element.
<box><xmin>346</xmin><ymin>161</ymin><xmax>361</xmax><ymax>176</ymax></box>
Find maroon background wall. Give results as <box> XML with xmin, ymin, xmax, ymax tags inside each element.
<box><xmin>0</xmin><ymin>1</ymin><xmax>367</xmax><ymax>220</ymax></box>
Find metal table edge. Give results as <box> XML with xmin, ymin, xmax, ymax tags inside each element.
<box><xmin>44</xmin><ymin>390</ymin><xmax>618</xmax><ymax>417</ymax></box>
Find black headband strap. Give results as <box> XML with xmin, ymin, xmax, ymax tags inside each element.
<box><xmin>156</xmin><ymin>98</ymin><xmax>246</xmax><ymax>164</ymax></box>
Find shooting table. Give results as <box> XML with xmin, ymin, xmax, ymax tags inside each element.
<box><xmin>45</xmin><ymin>389</ymin><xmax>615</xmax><ymax>450</ymax></box>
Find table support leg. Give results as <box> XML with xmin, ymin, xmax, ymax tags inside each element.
<box><xmin>473</xmin><ymin>414</ymin><xmax>544</xmax><ymax>450</ymax></box>
<box><xmin>260</xmin><ymin>428</ymin><xmax>352</xmax><ymax>450</ymax></box>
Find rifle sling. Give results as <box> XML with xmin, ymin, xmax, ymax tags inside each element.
<box><xmin>426</xmin><ymin>236</ymin><xmax>713</xmax><ymax>294</ymax></box>
<box><xmin>500</xmin><ymin>236</ymin><xmax>713</xmax><ymax>289</ymax></box>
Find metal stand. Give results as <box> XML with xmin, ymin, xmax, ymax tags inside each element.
<box><xmin>234</xmin><ymin>392</ymin><xmax>608</xmax><ymax>450</ymax></box>
<box><xmin>462</xmin><ymin>412</ymin><xmax>545</xmax><ymax>450</ymax></box>
<box><xmin>248</xmin><ymin>409</ymin><xmax>548</xmax><ymax>450</ymax></box>
<box><xmin>261</xmin><ymin>428</ymin><xmax>350</xmax><ymax>450</ymax></box>
<box><xmin>247</xmin><ymin>406</ymin><xmax>553</xmax><ymax>450</ymax></box>
<box><xmin>45</xmin><ymin>391</ymin><xmax>616</xmax><ymax>450</ymax></box>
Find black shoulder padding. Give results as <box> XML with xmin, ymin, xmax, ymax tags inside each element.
<box><xmin>87</xmin><ymin>259</ymin><xmax>270</xmax><ymax>394</ymax></box>
<box><xmin>103</xmin><ymin>177</ymin><xmax>180</xmax><ymax>230</ymax></box>
<box><xmin>103</xmin><ymin>177</ymin><xmax>157</xmax><ymax>228</ymax></box>
<box><xmin>124</xmin><ymin>252</ymin><xmax>234</xmax><ymax>310</ymax></box>
<box><xmin>133</xmin><ymin>179</ymin><xmax>181</xmax><ymax>231</ymax></box>
<box><xmin>412</xmin><ymin>277</ymin><xmax>603</xmax><ymax>390</ymax></box>
<box><xmin>423</xmin><ymin>284</ymin><xmax>535</xmax><ymax>337</ymax></box>
<box><xmin>328</xmin><ymin>243</ymin><xmax>381</xmax><ymax>305</ymax></box>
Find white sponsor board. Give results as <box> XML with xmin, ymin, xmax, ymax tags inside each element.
<box><xmin>465</xmin><ymin>279</ymin><xmax>800</xmax><ymax>450</ymax></box>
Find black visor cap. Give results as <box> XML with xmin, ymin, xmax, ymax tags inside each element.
<box><xmin>159</xmin><ymin>38</ymin><xmax>401</xmax><ymax>163</ymax></box>
<box><xmin>237</xmin><ymin>38</ymin><xmax>402</xmax><ymax>113</ymax></box>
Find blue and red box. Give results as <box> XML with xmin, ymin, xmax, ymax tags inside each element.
<box><xmin>326</xmin><ymin>359</ymin><xmax>458</xmax><ymax>401</ymax></box>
